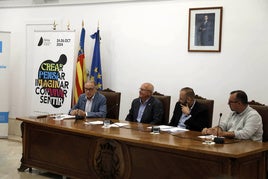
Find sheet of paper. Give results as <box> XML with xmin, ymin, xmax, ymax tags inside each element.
<box><xmin>52</xmin><ymin>114</ymin><xmax>75</xmax><ymax>120</ymax></box>
<box><xmin>148</xmin><ymin>125</ymin><xmax>189</xmax><ymax>132</ymax></box>
<box><xmin>85</xmin><ymin>121</ymin><xmax>103</xmax><ymax>125</ymax></box>
<box><xmin>168</xmin><ymin>127</ymin><xmax>189</xmax><ymax>132</ymax></box>
<box><xmin>110</xmin><ymin>123</ymin><xmax>129</xmax><ymax>127</ymax></box>
<box><xmin>198</xmin><ymin>135</ymin><xmax>223</xmax><ymax>139</ymax></box>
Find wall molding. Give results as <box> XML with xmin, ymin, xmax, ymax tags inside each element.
<box><xmin>0</xmin><ymin>0</ymin><xmax>169</xmax><ymax>8</ymax></box>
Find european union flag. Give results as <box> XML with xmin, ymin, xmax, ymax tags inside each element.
<box><xmin>90</xmin><ymin>29</ymin><xmax>103</xmax><ymax>90</ymax></box>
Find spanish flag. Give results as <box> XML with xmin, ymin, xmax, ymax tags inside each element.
<box><xmin>73</xmin><ymin>26</ymin><xmax>87</xmax><ymax>105</ymax></box>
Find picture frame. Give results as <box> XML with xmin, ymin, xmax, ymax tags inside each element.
<box><xmin>188</xmin><ymin>7</ymin><xmax>223</xmax><ymax>52</ymax></box>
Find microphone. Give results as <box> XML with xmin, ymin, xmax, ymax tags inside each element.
<box><xmin>106</xmin><ymin>103</ymin><xmax>119</xmax><ymax>120</ymax></box>
<box><xmin>103</xmin><ymin>103</ymin><xmax>119</xmax><ymax>126</ymax></box>
<box><xmin>213</xmin><ymin>113</ymin><xmax>224</xmax><ymax>144</ymax></box>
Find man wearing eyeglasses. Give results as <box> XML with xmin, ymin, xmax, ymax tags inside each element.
<box><xmin>202</xmin><ymin>90</ymin><xmax>263</xmax><ymax>141</ymax></box>
<box><xmin>69</xmin><ymin>80</ymin><xmax>107</xmax><ymax>118</ymax></box>
<box><xmin>125</xmin><ymin>82</ymin><xmax>163</xmax><ymax>124</ymax></box>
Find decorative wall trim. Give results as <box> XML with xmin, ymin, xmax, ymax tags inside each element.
<box><xmin>0</xmin><ymin>0</ymin><xmax>168</xmax><ymax>8</ymax></box>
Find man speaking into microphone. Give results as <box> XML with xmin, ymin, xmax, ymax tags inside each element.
<box><xmin>69</xmin><ymin>80</ymin><xmax>107</xmax><ymax>118</ymax></box>
<box><xmin>202</xmin><ymin>90</ymin><xmax>263</xmax><ymax>142</ymax></box>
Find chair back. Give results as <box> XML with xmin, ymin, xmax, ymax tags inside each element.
<box><xmin>152</xmin><ymin>91</ymin><xmax>171</xmax><ymax>125</ymax></box>
<box><xmin>194</xmin><ymin>95</ymin><xmax>214</xmax><ymax>127</ymax></box>
<box><xmin>248</xmin><ymin>100</ymin><xmax>268</xmax><ymax>142</ymax></box>
<box><xmin>99</xmin><ymin>88</ymin><xmax>121</xmax><ymax>119</ymax></box>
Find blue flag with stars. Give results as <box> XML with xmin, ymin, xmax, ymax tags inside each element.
<box><xmin>90</xmin><ymin>29</ymin><xmax>103</xmax><ymax>90</ymax></box>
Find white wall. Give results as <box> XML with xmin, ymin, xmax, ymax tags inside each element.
<box><xmin>0</xmin><ymin>0</ymin><xmax>268</xmax><ymax>128</ymax></box>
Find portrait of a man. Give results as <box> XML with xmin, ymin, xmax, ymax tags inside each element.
<box><xmin>195</xmin><ymin>13</ymin><xmax>215</xmax><ymax>46</ymax></box>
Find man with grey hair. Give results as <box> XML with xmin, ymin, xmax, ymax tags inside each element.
<box><xmin>126</xmin><ymin>82</ymin><xmax>163</xmax><ymax>124</ymax></box>
<box><xmin>69</xmin><ymin>80</ymin><xmax>107</xmax><ymax>118</ymax></box>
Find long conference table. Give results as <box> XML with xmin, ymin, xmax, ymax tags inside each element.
<box><xmin>17</xmin><ymin>116</ymin><xmax>268</xmax><ymax>179</ymax></box>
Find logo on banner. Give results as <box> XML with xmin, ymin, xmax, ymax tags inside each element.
<box><xmin>34</xmin><ymin>54</ymin><xmax>69</xmax><ymax>108</ymax></box>
<box><xmin>37</xmin><ymin>36</ymin><xmax>51</xmax><ymax>46</ymax></box>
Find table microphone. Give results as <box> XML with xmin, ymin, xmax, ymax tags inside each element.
<box><xmin>213</xmin><ymin>113</ymin><xmax>224</xmax><ymax>144</ymax></box>
<box><xmin>104</xmin><ymin>103</ymin><xmax>119</xmax><ymax>125</ymax></box>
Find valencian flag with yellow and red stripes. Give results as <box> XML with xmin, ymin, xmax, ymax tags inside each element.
<box><xmin>73</xmin><ymin>26</ymin><xmax>87</xmax><ymax>105</ymax></box>
<box><xmin>90</xmin><ymin>28</ymin><xmax>103</xmax><ymax>90</ymax></box>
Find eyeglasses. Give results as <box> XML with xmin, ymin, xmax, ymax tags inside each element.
<box><xmin>228</xmin><ymin>100</ymin><xmax>239</xmax><ymax>104</ymax></box>
<box><xmin>139</xmin><ymin>88</ymin><xmax>151</xmax><ymax>92</ymax></box>
<box><xmin>85</xmin><ymin>88</ymin><xmax>94</xmax><ymax>92</ymax></box>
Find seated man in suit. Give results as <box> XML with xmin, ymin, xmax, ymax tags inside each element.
<box><xmin>202</xmin><ymin>90</ymin><xmax>263</xmax><ymax>141</ymax></box>
<box><xmin>169</xmin><ymin>87</ymin><xmax>209</xmax><ymax>131</ymax></box>
<box><xmin>126</xmin><ymin>82</ymin><xmax>163</xmax><ymax>124</ymax></box>
<box><xmin>69</xmin><ymin>80</ymin><xmax>107</xmax><ymax>118</ymax></box>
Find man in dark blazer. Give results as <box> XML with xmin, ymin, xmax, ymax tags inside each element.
<box><xmin>169</xmin><ymin>87</ymin><xmax>209</xmax><ymax>131</ymax></box>
<box><xmin>126</xmin><ymin>82</ymin><xmax>163</xmax><ymax>124</ymax></box>
<box><xmin>69</xmin><ymin>80</ymin><xmax>107</xmax><ymax>118</ymax></box>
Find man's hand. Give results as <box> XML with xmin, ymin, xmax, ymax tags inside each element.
<box><xmin>71</xmin><ymin>109</ymin><xmax>86</xmax><ymax>117</ymax></box>
<box><xmin>180</xmin><ymin>104</ymin><xmax>190</xmax><ymax>116</ymax></box>
<box><xmin>202</xmin><ymin>127</ymin><xmax>218</xmax><ymax>136</ymax></box>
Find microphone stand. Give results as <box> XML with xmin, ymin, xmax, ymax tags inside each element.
<box><xmin>103</xmin><ymin>103</ymin><xmax>119</xmax><ymax>126</ymax></box>
<box><xmin>213</xmin><ymin>113</ymin><xmax>224</xmax><ymax>144</ymax></box>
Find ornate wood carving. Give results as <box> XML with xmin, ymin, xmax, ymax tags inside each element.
<box><xmin>93</xmin><ymin>139</ymin><xmax>130</xmax><ymax>179</ymax></box>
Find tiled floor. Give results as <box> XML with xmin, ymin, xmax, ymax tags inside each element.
<box><xmin>0</xmin><ymin>137</ymin><xmax>64</xmax><ymax>179</ymax></box>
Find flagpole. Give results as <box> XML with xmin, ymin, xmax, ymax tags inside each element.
<box><xmin>53</xmin><ymin>20</ymin><xmax>57</xmax><ymax>30</ymax></box>
<box><xmin>67</xmin><ymin>20</ymin><xmax>70</xmax><ymax>30</ymax></box>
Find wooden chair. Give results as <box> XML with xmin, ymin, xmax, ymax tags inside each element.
<box><xmin>99</xmin><ymin>88</ymin><xmax>121</xmax><ymax>119</ymax></box>
<box><xmin>248</xmin><ymin>100</ymin><xmax>268</xmax><ymax>142</ymax></box>
<box><xmin>194</xmin><ymin>95</ymin><xmax>214</xmax><ymax>128</ymax></box>
<box><xmin>152</xmin><ymin>91</ymin><xmax>171</xmax><ymax>125</ymax></box>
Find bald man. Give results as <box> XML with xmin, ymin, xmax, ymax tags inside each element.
<box><xmin>126</xmin><ymin>82</ymin><xmax>163</xmax><ymax>124</ymax></box>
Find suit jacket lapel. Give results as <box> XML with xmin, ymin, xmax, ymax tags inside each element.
<box><xmin>141</xmin><ymin>97</ymin><xmax>153</xmax><ymax>121</ymax></box>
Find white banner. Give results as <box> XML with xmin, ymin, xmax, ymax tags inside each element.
<box><xmin>0</xmin><ymin>31</ymin><xmax>10</xmax><ymax>138</ymax></box>
<box><xmin>29</xmin><ymin>30</ymin><xmax>76</xmax><ymax>116</ymax></box>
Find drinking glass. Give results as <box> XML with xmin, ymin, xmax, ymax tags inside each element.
<box><xmin>103</xmin><ymin>119</ymin><xmax>110</xmax><ymax>128</ymax></box>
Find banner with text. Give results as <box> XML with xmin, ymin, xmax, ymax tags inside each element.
<box><xmin>29</xmin><ymin>30</ymin><xmax>76</xmax><ymax>116</ymax></box>
<box><xmin>0</xmin><ymin>31</ymin><xmax>10</xmax><ymax>137</ymax></box>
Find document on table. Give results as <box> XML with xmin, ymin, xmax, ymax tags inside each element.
<box><xmin>147</xmin><ymin>125</ymin><xmax>189</xmax><ymax>132</ymax></box>
<box><xmin>52</xmin><ymin>114</ymin><xmax>75</xmax><ymax>120</ymax></box>
<box><xmin>110</xmin><ymin>123</ymin><xmax>129</xmax><ymax>127</ymax></box>
<box><xmin>85</xmin><ymin>121</ymin><xmax>103</xmax><ymax>125</ymax></box>
<box><xmin>198</xmin><ymin>135</ymin><xmax>222</xmax><ymax>139</ymax></box>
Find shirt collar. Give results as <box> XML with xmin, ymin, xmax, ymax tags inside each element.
<box><xmin>139</xmin><ymin>97</ymin><xmax>150</xmax><ymax>104</ymax></box>
<box><xmin>190</xmin><ymin>100</ymin><xmax>196</xmax><ymax>110</ymax></box>
<box><xmin>85</xmin><ymin>94</ymin><xmax>95</xmax><ymax>101</ymax></box>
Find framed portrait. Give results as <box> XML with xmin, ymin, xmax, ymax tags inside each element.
<box><xmin>188</xmin><ymin>7</ymin><xmax>223</xmax><ymax>52</ymax></box>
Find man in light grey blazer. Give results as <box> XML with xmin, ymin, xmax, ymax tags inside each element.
<box><xmin>69</xmin><ymin>80</ymin><xmax>107</xmax><ymax>118</ymax></box>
